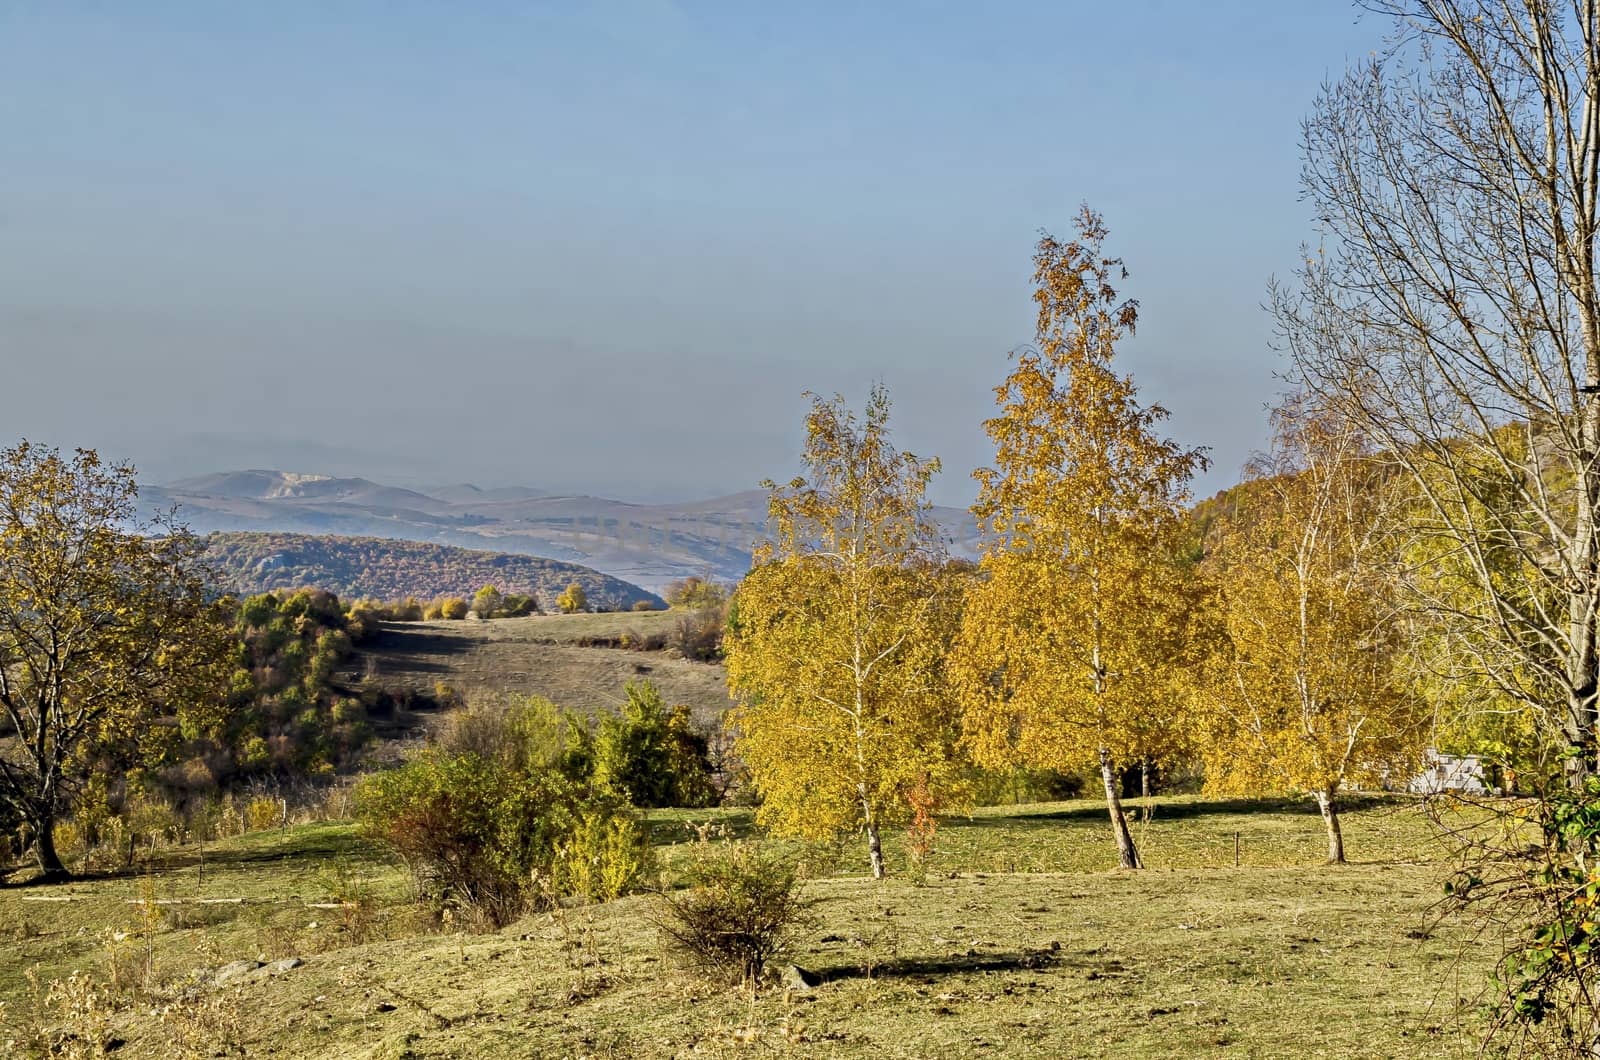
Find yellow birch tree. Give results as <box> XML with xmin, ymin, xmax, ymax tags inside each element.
<box><xmin>725</xmin><ymin>386</ymin><xmax>968</xmax><ymax>879</ymax></box>
<box><xmin>1199</xmin><ymin>396</ymin><xmax>1429</xmax><ymax>863</ymax></box>
<box><xmin>953</xmin><ymin>208</ymin><xmax>1208</xmax><ymax>870</ymax></box>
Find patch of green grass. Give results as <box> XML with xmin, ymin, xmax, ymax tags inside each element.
<box><xmin>648</xmin><ymin>793</ymin><xmax>1470</xmax><ymax>878</ymax></box>
<box><xmin>0</xmin><ymin>799</ymin><xmax>1494</xmax><ymax>1058</ymax></box>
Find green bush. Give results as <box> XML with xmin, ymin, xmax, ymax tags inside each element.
<box><xmin>437</xmin><ymin>695</ymin><xmax>593</xmax><ymax>781</ymax></box>
<box><xmin>663</xmin><ymin>575</ymin><xmax>727</xmax><ymax>611</ymax></box>
<box><xmin>593</xmin><ymin>682</ymin><xmax>717</xmax><ymax>808</ymax></box>
<box><xmin>356</xmin><ymin>751</ymin><xmax>648</xmax><ymax>928</ymax></box>
<box><xmin>471</xmin><ymin>584</ymin><xmax>504</xmax><ymax>618</ymax></box>
<box><xmin>358</xmin><ymin>753</ymin><xmax>576</xmax><ymax>927</ymax></box>
<box><xmin>969</xmin><ymin>766</ymin><xmax>1086</xmax><ymax>806</ymax></box>
<box><xmin>501</xmin><ymin>593</ymin><xmax>538</xmax><ymax>617</ymax></box>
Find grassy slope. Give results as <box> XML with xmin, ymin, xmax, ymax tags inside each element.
<box><xmin>0</xmin><ymin>797</ymin><xmax>1491</xmax><ymax>1058</ymax></box>
<box><xmin>354</xmin><ymin>611</ymin><xmax>730</xmax><ymax>723</ymax></box>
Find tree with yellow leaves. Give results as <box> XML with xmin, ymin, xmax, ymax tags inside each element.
<box><xmin>725</xmin><ymin>387</ymin><xmax>969</xmax><ymax>879</ymax></box>
<box><xmin>1199</xmin><ymin>396</ymin><xmax>1428</xmax><ymax>863</ymax></box>
<box><xmin>556</xmin><ymin>582</ymin><xmax>587</xmax><ymax>614</ymax></box>
<box><xmin>0</xmin><ymin>442</ymin><xmax>231</xmax><ymax>879</ymax></box>
<box><xmin>953</xmin><ymin>209</ymin><xmax>1208</xmax><ymax>870</ymax></box>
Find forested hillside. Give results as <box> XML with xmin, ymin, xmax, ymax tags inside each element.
<box><xmin>202</xmin><ymin>532</ymin><xmax>662</xmax><ymax>609</ymax></box>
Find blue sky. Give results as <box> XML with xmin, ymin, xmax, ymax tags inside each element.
<box><xmin>0</xmin><ymin>1</ymin><xmax>1381</xmax><ymax>503</ymax></box>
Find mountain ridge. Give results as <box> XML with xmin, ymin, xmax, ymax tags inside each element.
<box><xmin>143</xmin><ymin>469</ymin><xmax>981</xmax><ymax>592</ymax></box>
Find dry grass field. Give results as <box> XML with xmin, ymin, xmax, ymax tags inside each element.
<box><xmin>0</xmin><ymin>797</ymin><xmax>1496</xmax><ymax>1059</ymax></box>
<box><xmin>352</xmin><ymin>611</ymin><xmax>730</xmax><ymax>723</ymax></box>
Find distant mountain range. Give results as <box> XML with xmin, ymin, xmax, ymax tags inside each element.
<box><xmin>144</xmin><ymin>470</ymin><xmax>982</xmax><ymax>592</ymax></box>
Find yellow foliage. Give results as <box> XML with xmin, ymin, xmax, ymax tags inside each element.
<box><xmin>556</xmin><ymin>582</ymin><xmax>587</xmax><ymax>614</ymax></box>
<box><xmin>1197</xmin><ymin>397</ymin><xmax>1429</xmax><ymax>859</ymax></box>
<box><xmin>0</xmin><ymin>442</ymin><xmax>232</xmax><ymax>877</ymax></box>
<box><xmin>952</xmin><ymin>211</ymin><xmax>1208</xmax><ymax>869</ymax></box>
<box><xmin>725</xmin><ymin>387</ymin><xmax>970</xmax><ymax>878</ymax></box>
<box><xmin>244</xmin><ymin>796</ymin><xmax>282</xmax><ymax>833</ymax></box>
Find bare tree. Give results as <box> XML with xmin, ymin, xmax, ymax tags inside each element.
<box><xmin>1280</xmin><ymin>1</ymin><xmax>1600</xmax><ymax>778</ymax></box>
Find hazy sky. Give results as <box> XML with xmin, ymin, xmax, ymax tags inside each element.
<box><xmin>1</xmin><ymin>2</ymin><xmax>1381</xmax><ymax>504</ymax></box>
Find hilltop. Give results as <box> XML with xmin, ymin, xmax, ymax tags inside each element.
<box><xmin>202</xmin><ymin>531</ymin><xmax>663</xmax><ymax>610</ymax></box>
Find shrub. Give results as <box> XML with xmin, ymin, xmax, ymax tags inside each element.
<box><xmin>664</xmin><ymin>576</ymin><xmax>727</xmax><ymax>611</ymax></box>
<box><xmin>555</xmin><ymin>808</ymin><xmax>654</xmax><ymax>903</ymax></box>
<box><xmin>437</xmin><ymin>598</ymin><xmax>469</xmax><ymax>620</ymax></box>
<box><xmin>501</xmin><ymin>593</ymin><xmax>538</xmax><ymax>617</ymax></box>
<box><xmin>471</xmin><ymin>585</ymin><xmax>504</xmax><ymax>618</ymax></box>
<box><xmin>356</xmin><ymin>751</ymin><xmax>645</xmax><ymax>929</ymax></box>
<box><xmin>357</xmin><ymin>754</ymin><xmax>572</xmax><ymax>927</ymax></box>
<box><xmin>437</xmin><ymin>695</ymin><xmax>593</xmax><ymax>781</ymax></box>
<box><xmin>618</xmin><ymin>627</ymin><xmax>667</xmax><ymax>652</ymax></box>
<box><xmin>245</xmin><ymin>796</ymin><xmax>281</xmax><ymax>833</ymax></box>
<box><xmin>969</xmin><ymin>766</ymin><xmax>1085</xmax><ymax>806</ymax></box>
<box><xmin>655</xmin><ymin>837</ymin><xmax>814</xmax><ymax>986</ymax></box>
<box><xmin>633</xmin><ymin>599</ymin><xmax>664</xmax><ymax>612</ymax></box>
<box><xmin>668</xmin><ymin>603</ymin><xmax>726</xmax><ymax>662</ymax></box>
<box><xmin>593</xmin><ymin>682</ymin><xmax>716</xmax><ymax>808</ymax></box>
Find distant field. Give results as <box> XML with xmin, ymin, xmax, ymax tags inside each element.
<box><xmin>443</xmin><ymin>608</ymin><xmax>681</xmax><ymax>643</ymax></box>
<box><xmin>353</xmin><ymin>611</ymin><xmax>729</xmax><ymax>722</ymax></box>
<box><xmin>0</xmin><ymin>797</ymin><xmax>1491</xmax><ymax>1058</ymax></box>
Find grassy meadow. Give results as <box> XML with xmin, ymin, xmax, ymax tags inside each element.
<box><xmin>353</xmin><ymin>611</ymin><xmax>731</xmax><ymax>725</ymax></box>
<box><xmin>0</xmin><ymin>795</ymin><xmax>1497</xmax><ymax>1058</ymax></box>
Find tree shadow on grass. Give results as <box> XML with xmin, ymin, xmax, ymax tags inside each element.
<box><xmin>953</xmin><ymin>794</ymin><xmax>1396</xmax><ymax>828</ymax></box>
<box><xmin>815</xmin><ymin>944</ymin><xmax>1094</xmax><ymax>984</ymax></box>
<box><xmin>362</xmin><ymin>626</ymin><xmax>480</xmax><ymax>662</ymax></box>
<box><xmin>72</xmin><ymin>829</ymin><xmax>395</xmax><ymax>881</ymax></box>
<box><xmin>176</xmin><ymin>831</ymin><xmax>386</xmax><ymax>870</ymax></box>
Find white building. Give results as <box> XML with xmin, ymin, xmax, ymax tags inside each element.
<box><xmin>1408</xmin><ymin>749</ymin><xmax>1491</xmax><ymax>795</ymax></box>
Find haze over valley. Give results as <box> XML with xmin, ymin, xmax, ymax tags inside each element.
<box><xmin>149</xmin><ymin>468</ymin><xmax>982</xmax><ymax>591</ymax></box>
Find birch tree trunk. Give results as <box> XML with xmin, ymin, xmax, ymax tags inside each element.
<box><xmin>1099</xmin><ymin>747</ymin><xmax>1141</xmax><ymax>870</ymax></box>
<box><xmin>864</xmin><ymin>814</ymin><xmax>885</xmax><ymax>880</ymax></box>
<box><xmin>1314</xmin><ymin>790</ymin><xmax>1345</xmax><ymax>866</ymax></box>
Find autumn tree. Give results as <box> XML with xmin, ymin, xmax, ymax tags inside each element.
<box><xmin>953</xmin><ymin>209</ymin><xmax>1208</xmax><ymax>870</ymax></box>
<box><xmin>1199</xmin><ymin>397</ymin><xmax>1428</xmax><ymax>863</ymax></box>
<box><xmin>557</xmin><ymin>582</ymin><xmax>587</xmax><ymax>614</ymax></box>
<box><xmin>725</xmin><ymin>387</ymin><xmax>969</xmax><ymax>879</ymax></box>
<box><xmin>1281</xmin><ymin>1</ymin><xmax>1600</xmax><ymax>781</ymax></box>
<box><xmin>0</xmin><ymin>443</ymin><xmax>230</xmax><ymax>879</ymax></box>
<box><xmin>664</xmin><ymin>575</ymin><xmax>727</xmax><ymax>611</ymax></box>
